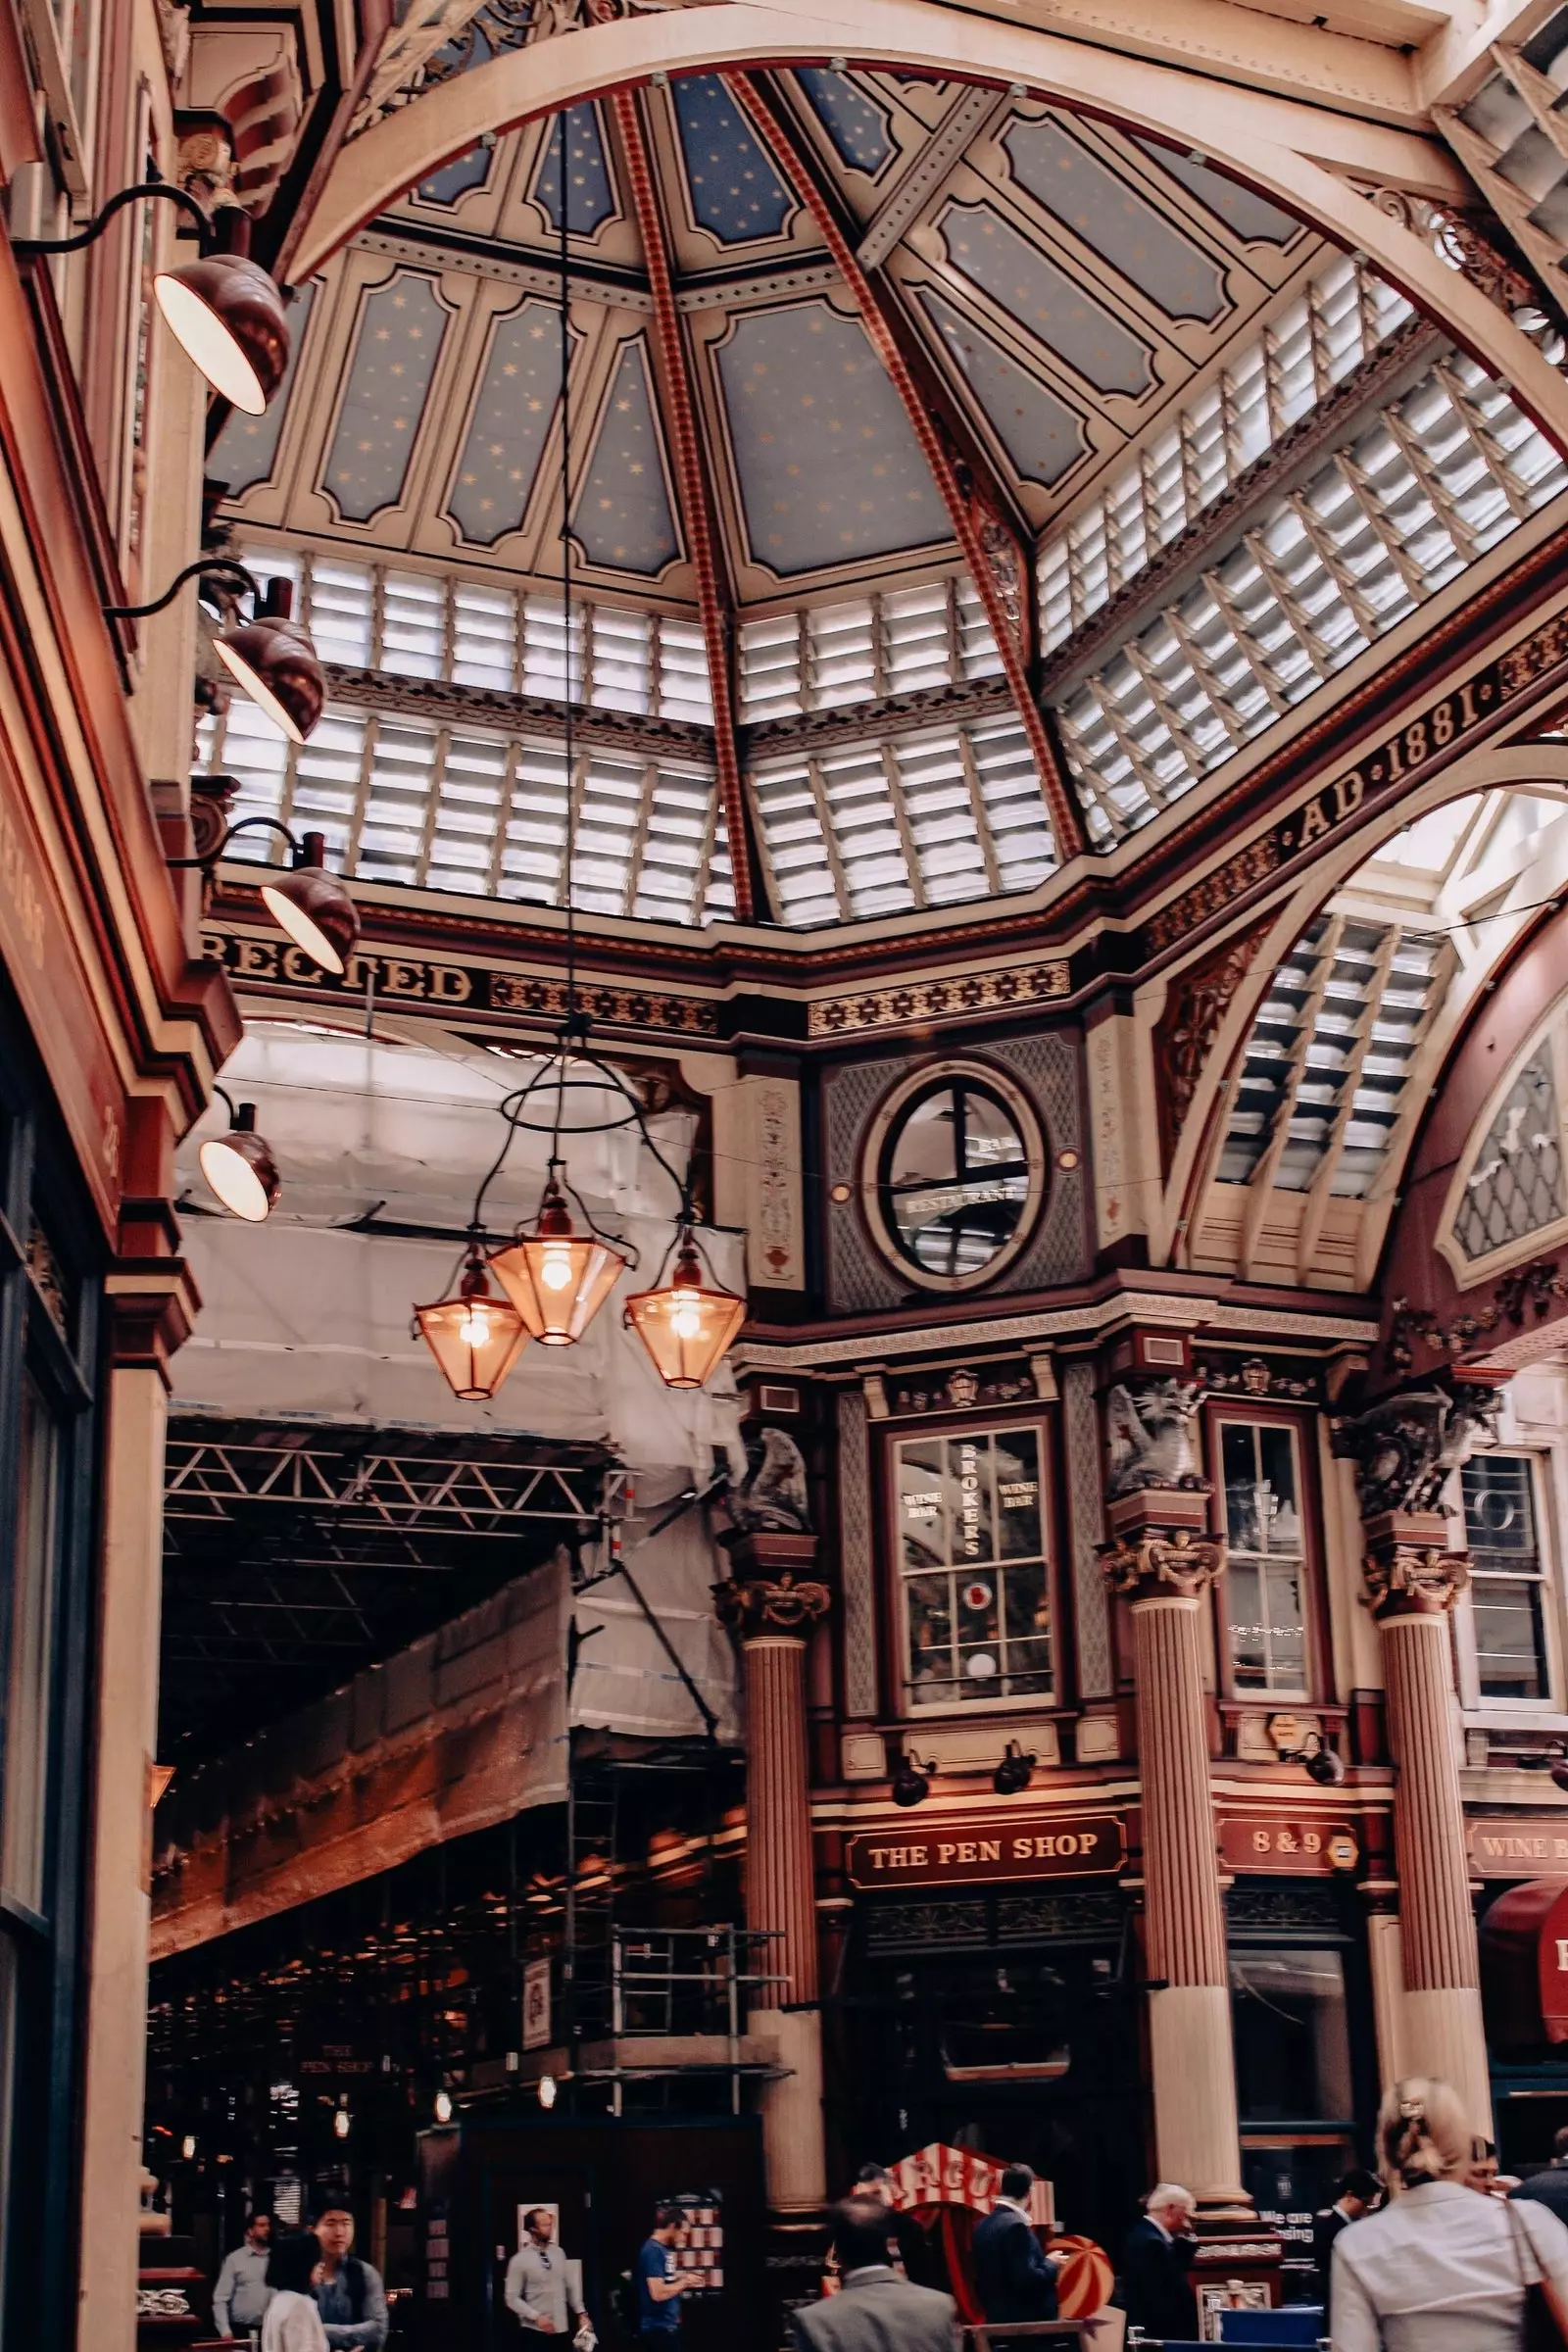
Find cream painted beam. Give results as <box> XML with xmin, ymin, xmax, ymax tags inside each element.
<box><xmin>289</xmin><ymin>2</ymin><xmax>1467</xmax><ymax>274</ymax></box>
<box><xmin>1418</xmin><ymin>0</ymin><xmax>1564</xmax><ymax>111</ymax></box>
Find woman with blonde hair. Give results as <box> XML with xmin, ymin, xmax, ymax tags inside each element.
<box><xmin>1332</xmin><ymin>2078</ymin><xmax>1568</xmax><ymax>2349</ymax></box>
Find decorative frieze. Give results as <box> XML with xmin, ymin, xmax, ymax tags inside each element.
<box><xmin>807</xmin><ymin>958</ymin><xmax>1070</xmax><ymax>1040</ymax></box>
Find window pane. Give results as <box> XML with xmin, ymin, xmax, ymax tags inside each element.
<box><xmin>1221</xmin><ymin>1421</ymin><xmax>1308</xmax><ymax>1692</ymax></box>
<box><xmin>898</xmin><ymin>1427</ymin><xmax>1053</xmax><ymax>1707</ymax></box>
<box><xmin>1463</xmin><ymin>1454</ymin><xmax>1548</xmax><ymax>1700</ymax></box>
<box><xmin>3</xmin><ymin>1375</ymin><xmax>61</xmax><ymax>1913</ymax></box>
<box><xmin>1232</xmin><ymin>1947</ymin><xmax>1352</xmax><ymax>2122</ymax></box>
<box><xmin>881</xmin><ymin>1081</ymin><xmax>1031</xmax><ymax>1279</ymax></box>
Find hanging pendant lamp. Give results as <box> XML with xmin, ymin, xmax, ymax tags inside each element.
<box><xmin>414</xmin><ymin>1246</ymin><xmax>529</xmax><ymax>1400</ymax></box>
<box><xmin>624</xmin><ymin>1228</ymin><xmax>746</xmax><ymax>1390</ymax></box>
<box><xmin>489</xmin><ymin>1167</ymin><xmax>633</xmax><ymax>1347</ymax></box>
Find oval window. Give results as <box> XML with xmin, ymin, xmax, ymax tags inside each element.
<box><xmin>864</xmin><ymin>1065</ymin><xmax>1046</xmax><ymax>1292</ymax></box>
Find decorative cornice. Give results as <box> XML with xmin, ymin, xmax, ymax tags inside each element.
<box><xmin>735</xmin><ymin>1295</ymin><xmax>1379</xmax><ymax>1373</ymax></box>
<box><xmin>808</xmin><ymin>958</ymin><xmax>1069</xmax><ymax>1039</ymax></box>
<box><xmin>741</xmin><ymin>673</ymin><xmax>1014</xmax><ymax>760</ymax></box>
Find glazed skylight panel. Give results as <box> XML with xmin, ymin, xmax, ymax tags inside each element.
<box><xmin>750</xmin><ymin>717</ymin><xmax>1054</xmax><ymax>925</ymax></box>
<box><xmin>1055</xmin><ymin>353</ymin><xmax>1568</xmax><ymax>843</ymax></box>
<box><xmin>1036</xmin><ymin>257</ymin><xmax>1414</xmax><ymax>654</ymax></box>
<box><xmin>196</xmin><ymin>704</ymin><xmax>730</xmax><ymax>926</ymax></box>
<box><xmin>1216</xmin><ymin>915</ymin><xmax>1446</xmax><ymax>1198</ymax></box>
<box><xmin>236</xmin><ymin>546</ymin><xmax>713</xmax><ymax>723</ymax></box>
<box><xmin>736</xmin><ymin>580</ymin><xmax>1001</xmax><ymax>723</ymax></box>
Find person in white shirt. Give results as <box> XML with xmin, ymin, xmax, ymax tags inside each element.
<box><xmin>1333</xmin><ymin>2077</ymin><xmax>1568</xmax><ymax>2352</ymax></box>
<box><xmin>260</xmin><ymin>2235</ymin><xmax>329</xmax><ymax>2352</ymax></box>
<box><xmin>505</xmin><ymin>2208</ymin><xmax>586</xmax><ymax>2339</ymax></box>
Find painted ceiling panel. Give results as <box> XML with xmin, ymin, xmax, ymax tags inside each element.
<box><xmin>572</xmin><ymin>340</ymin><xmax>680</xmax><ymax>576</ymax></box>
<box><xmin>447</xmin><ymin>301</ymin><xmax>564</xmax><ymax>546</ymax></box>
<box><xmin>322</xmin><ymin>273</ymin><xmax>449</xmax><ymax>525</ymax></box>
<box><xmin>938</xmin><ymin>203</ymin><xmax>1155</xmax><ymax>397</ymax></box>
<box><xmin>672</xmin><ymin>75</ymin><xmax>794</xmax><ymax>244</ymax></box>
<box><xmin>918</xmin><ymin>287</ymin><xmax>1090</xmax><ymax>488</ymax></box>
<box><xmin>533</xmin><ymin>102</ymin><xmax>617</xmax><ymax>236</ymax></box>
<box><xmin>1003</xmin><ymin>120</ymin><xmax>1230</xmax><ymax>324</ymax></box>
<box><xmin>1132</xmin><ymin>138</ymin><xmax>1302</xmax><ymax>247</ymax></box>
<box><xmin>715</xmin><ymin>301</ymin><xmax>951</xmax><ymax>576</ymax></box>
<box><xmin>210</xmin><ymin>283</ymin><xmax>317</xmax><ymax>499</ymax></box>
<box><xmin>417</xmin><ymin>143</ymin><xmax>493</xmax><ymax>207</ymax></box>
<box><xmin>795</xmin><ymin>69</ymin><xmax>896</xmax><ymax>177</ymax></box>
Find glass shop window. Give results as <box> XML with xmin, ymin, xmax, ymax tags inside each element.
<box><xmin>897</xmin><ymin>1423</ymin><xmax>1053</xmax><ymax>1710</ymax></box>
<box><xmin>1232</xmin><ymin>1945</ymin><xmax>1354</xmax><ymax>2124</ymax></box>
<box><xmin>1461</xmin><ymin>1452</ymin><xmax>1550</xmax><ymax>1701</ymax></box>
<box><xmin>1219</xmin><ymin>1420</ymin><xmax>1309</xmax><ymax>1695</ymax></box>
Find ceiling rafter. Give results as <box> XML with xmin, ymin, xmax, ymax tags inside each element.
<box><xmin>609</xmin><ymin>88</ymin><xmax>758</xmax><ymax>922</ymax></box>
<box><xmin>722</xmin><ymin>71</ymin><xmax>1085</xmax><ymax>864</ymax></box>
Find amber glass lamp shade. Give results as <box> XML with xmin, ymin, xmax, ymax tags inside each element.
<box><xmin>154</xmin><ymin>251</ymin><xmax>291</xmax><ymax>414</ymax></box>
<box><xmin>624</xmin><ymin>1236</ymin><xmax>746</xmax><ymax>1389</ymax></box>
<box><xmin>214</xmin><ymin>578</ymin><xmax>325</xmax><ymax>744</ymax></box>
<box><xmin>198</xmin><ymin>1102</ymin><xmax>279</xmax><ymax>1223</ymax></box>
<box><xmin>259</xmin><ymin>831</ymin><xmax>359</xmax><ymax>976</ymax></box>
<box><xmin>415</xmin><ymin>1256</ymin><xmax>528</xmax><ymax>1401</ymax></box>
<box><xmin>489</xmin><ymin>1186</ymin><xmax>631</xmax><ymax>1346</ymax></box>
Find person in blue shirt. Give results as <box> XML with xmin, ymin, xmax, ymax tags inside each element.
<box><xmin>637</xmin><ymin>2206</ymin><xmax>691</xmax><ymax>2339</ymax></box>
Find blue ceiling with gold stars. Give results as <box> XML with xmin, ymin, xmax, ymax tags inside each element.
<box><xmin>716</xmin><ymin>302</ymin><xmax>950</xmax><ymax>575</ymax></box>
<box><xmin>254</xmin><ymin>70</ymin><xmax>1324</xmax><ymax>604</ymax></box>
<box><xmin>447</xmin><ymin>301</ymin><xmax>564</xmax><ymax>546</ymax></box>
<box><xmin>572</xmin><ymin>340</ymin><xmax>680</xmax><ymax>575</ymax></box>
<box><xmin>325</xmin><ymin>272</ymin><xmax>449</xmax><ymax>524</ymax></box>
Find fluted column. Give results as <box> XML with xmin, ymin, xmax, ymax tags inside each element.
<box><xmin>1103</xmin><ymin>1496</ymin><xmax>1250</xmax><ymax>2218</ymax></box>
<box><xmin>714</xmin><ymin>1544</ymin><xmax>831</xmax><ymax>2212</ymax></box>
<box><xmin>1365</xmin><ymin>1511</ymin><xmax>1493</xmax><ymax>2132</ymax></box>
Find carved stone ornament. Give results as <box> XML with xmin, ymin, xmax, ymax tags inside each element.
<box><xmin>1363</xmin><ymin>1543</ymin><xmax>1471</xmax><ymax>1620</ymax></box>
<box><xmin>1365</xmin><ymin>188</ymin><xmax>1536</xmax><ymax>318</ymax></box>
<box><xmin>712</xmin><ymin>1573</ymin><xmax>832</xmax><ymax>1638</ymax></box>
<box><xmin>1156</xmin><ymin>915</ymin><xmax>1275</xmax><ymax>1154</ymax></box>
<box><xmin>1335</xmin><ymin>1384</ymin><xmax>1500</xmax><ymax>1516</ymax></box>
<box><xmin>1099</xmin><ymin>1525</ymin><xmax>1225</xmax><ymax>1602</ymax></box>
<box><xmin>1104</xmin><ymin>1380</ymin><xmax>1209</xmax><ymax>1498</ymax></box>
<box><xmin>729</xmin><ymin>1426</ymin><xmax>812</xmax><ymax>1536</ymax></box>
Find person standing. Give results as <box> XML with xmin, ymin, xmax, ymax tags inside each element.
<box><xmin>973</xmin><ymin>2165</ymin><xmax>1063</xmax><ymax>2349</ymax></box>
<box><xmin>1120</xmin><ymin>2183</ymin><xmax>1199</xmax><ymax>2342</ymax></box>
<box><xmin>214</xmin><ymin>2211</ymin><xmax>274</xmax><ymax>2340</ymax></box>
<box><xmin>1313</xmin><ymin>2170</ymin><xmax>1379</xmax><ymax>2304</ymax></box>
<box><xmin>790</xmin><ymin>2199</ymin><xmax>955</xmax><ymax>2352</ymax></box>
<box><xmin>637</xmin><ymin>2206</ymin><xmax>690</xmax><ymax>2343</ymax></box>
<box><xmin>506</xmin><ymin>2207</ymin><xmax>587</xmax><ymax>2339</ymax></box>
<box><xmin>261</xmin><ymin>2237</ymin><xmax>329</xmax><ymax>2352</ymax></box>
<box><xmin>309</xmin><ymin>2209</ymin><xmax>388</xmax><ymax>2351</ymax></box>
<box><xmin>1332</xmin><ymin>2076</ymin><xmax>1568</xmax><ymax>2351</ymax></box>
<box><xmin>1513</xmin><ymin>2126</ymin><xmax>1568</xmax><ymax>2224</ymax></box>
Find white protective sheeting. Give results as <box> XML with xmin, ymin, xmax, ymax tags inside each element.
<box><xmin>173</xmin><ymin>1022</ymin><xmax>745</xmax><ymax>1743</ymax></box>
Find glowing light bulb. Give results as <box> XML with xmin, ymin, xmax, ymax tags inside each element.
<box><xmin>460</xmin><ymin>1304</ymin><xmax>491</xmax><ymax>1348</ymax></box>
<box><xmin>538</xmin><ymin>2074</ymin><xmax>558</xmax><ymax>2110</ymax></box>
<box><xmin>671</xmin><ymin>1290</ymin><xmax>703</xmax><ymax>1342</ymax></box>
<box><xmin>181</xmin><ymin>2134</ymin><xmax>196</xmax><ymax>2161</ymax></box>
<box><xmin>333</xmin><ymin>2107</ymin><xmax>351</xmax><ymax>2140</ymax></box>
<box><xmin>434</xmin><ymin>2089</ymin><xmax>453</xmax><ymax>2124</ymax></box>
<box><xmin>540</xmin><ymin>1246</ymin><xmax>573</xmax><ymax>1293</ymax></box>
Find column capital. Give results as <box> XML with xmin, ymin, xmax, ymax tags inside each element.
<box><xmin>1362</xmin><ymin>1512</ymin><xmax>1471</xmax><ymax>1619</ymax></box>
<box><xmin>713</xmin><ymin>1569</ymin><xmax>832</xmax><ymax>1640</ymax></box>
<box><xmin>1100</xmin><ymin>1524</ymin><xmax>1225</xmax><ymax>1603</ymax></box>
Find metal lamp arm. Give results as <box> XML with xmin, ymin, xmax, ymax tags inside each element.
<box><xmin>15</xmin><ymin>180</ymin><xmax>214</xmax><ymax>258</ymax></box>
<box><xmin>104</xmin><ymin>557</ymin><xmax>260</xmax><ymax>622</ymax></box>
<box><xmin>166</xmin><ymin>813</ymin><xmax>300</xmax><ymax>872</ymax></box>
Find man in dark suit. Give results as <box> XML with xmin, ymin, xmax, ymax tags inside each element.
<box><xmin>1513</xmin><ymin>2126</ymin><xmax>1568</xmax><ymax>2223</ymax></box>
<box><xmin>1312</xmin><ymin>2168</ymin><xmax>1379</xmax><ymax>2305</ymax></box>
<box><xmin>1121</xmin><ymin>2184</ymin><xmax>1200</xmax><ymax>2342</ymax></box>
<box><xmin>973</xmin><ymin>2165</ymin><xmax>1064</xmax><ymax>2350</ymax></box>
<box><xmin>791</xmin><ymin>2199</ymin><xmax>955</xmax><ymax>2352</ymax></box>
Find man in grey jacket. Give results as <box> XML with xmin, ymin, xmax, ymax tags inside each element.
<box><xmin>791</xmin><ymin>2200</ymin><xmax>956</xmax><ymax>2352</ymax></box>
<box><xmin>505</xmin><ymin>2207</ymin><xmax>587</xmax><ymax>2338</ymax></box>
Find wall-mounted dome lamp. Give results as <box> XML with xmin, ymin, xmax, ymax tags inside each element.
<box><xmin>169</xmin><ymin>808</ymin><xmax>358</xmax><ymax>975</ymax></box>
<box><xmin>16</xmin><ymin>184</ymin><xmax>291</xmax><ymax>414</ymax></box>
<box><xmin>106</xmin><ymin>559</ymin><xmax>325</xmax><ymax>745</ymax></box>
<box><xmin>198</xmin><ymin>1089</ymin><xmax>280</xmax><ymax>1224</ymax></box>
<box><xmin>992</xmin><ymin>1740</ymin><xmax>1036</xmax><ymax>1797</ymax></box>
<box><xmin>892</xmin><ymin>1754</ymin><xmax>933</xmax><ymax>1809</ymax></box>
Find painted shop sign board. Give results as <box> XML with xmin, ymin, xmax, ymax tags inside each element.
<box><xmin>1218</xmin><ymin>1816</ymin><xmax>1359</xmax><ymax>1874</ymax></box>
<box><xmin>1469</xmin><ymin>1816</ymin><xmax>1568</xmax><ymax>1876</ymax></box>
<box><xmin>845</xmin><ymin>1811</ymin><xmax>1125</xmax><ymax>1889</ymax></box>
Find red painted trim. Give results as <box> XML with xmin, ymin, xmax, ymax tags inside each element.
<box><xmin>612</xmin><ymin>89</ymin><xmax>755</xmax><ymax>921</ymax></box>
<box><xmin>724</xmin><ymin>71</ymin><xmax>1085</xmax><ymax>861</ymax></box>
